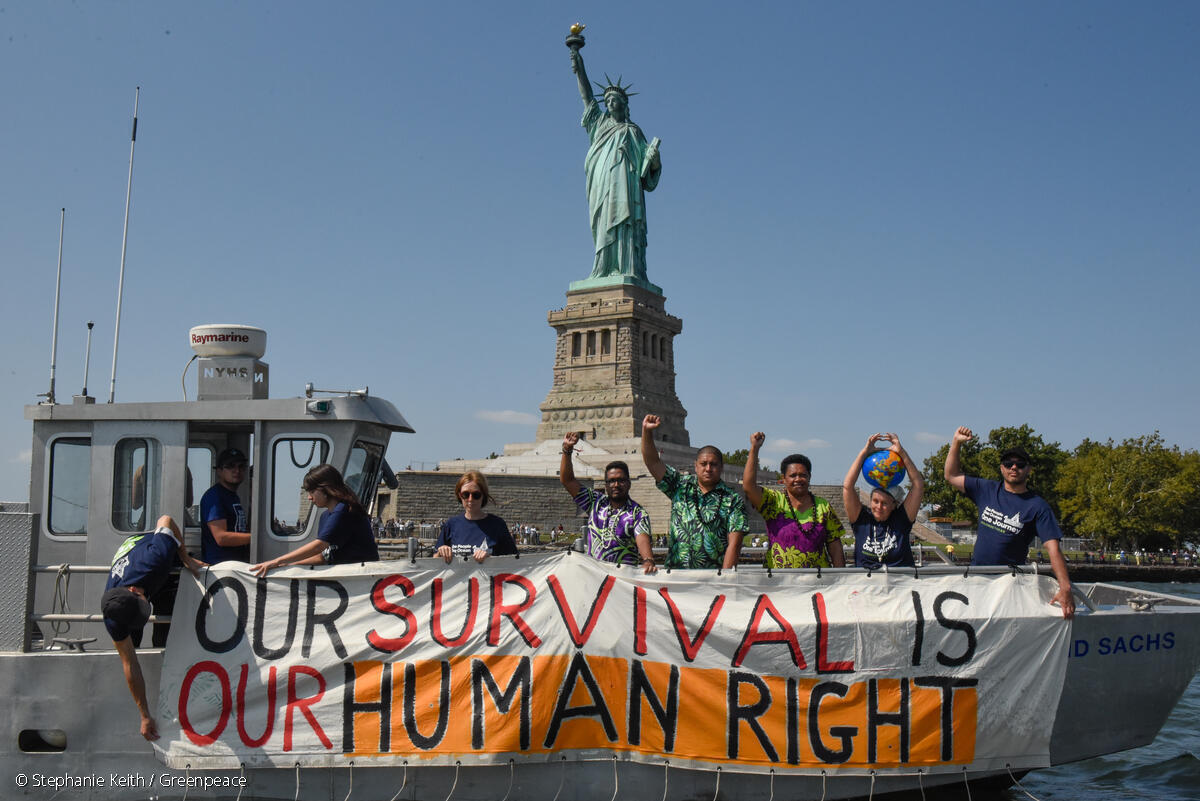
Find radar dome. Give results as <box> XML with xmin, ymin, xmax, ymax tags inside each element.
<box><xmin>188</xmin><ymin>324</ymin><xmax>267</xmax><ymax>358</ymax></box>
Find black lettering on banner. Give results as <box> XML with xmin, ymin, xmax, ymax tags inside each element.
<box><xmin>196</xmin><ymin>576</ymin><xmax>247</xmax><ymax>653</ymax></box>
<box><xmin>867</xmin><ymin>678</ymin><xmax>909</xmax><ymax>764</ymax></box>
<box><xmin>544</xmin><ymin>652</ymin><xmax>618</xmax><ymax>747</ymax></box>
<box><xmin>913</xmin><ymin>676</ymin><xmax>978</xmax><ymax>761</ymax></box>
<box><xmin>786</xmin><ymin>677</ymin><xmax>799</xmax><ymax>765</ymax></box>
<box><xmin>628</xmin><ymin>659</ymin><xmax>678</xmax><ymax>751</ymax></box>
<box><xmin>932</xmin><ymin>591</ymin><xmax>976</xmax><ymax>667</ymax></box>
<box><xmin>727</xmin><ymin>671</ymin><xmax>778</xmax><ymax>762</ymax></box>
<box><xmin>403</xmin><ymin>661</ymin><xmax>450</xmax><ymax>749</ymax></box>
<box><xmin>343</xmin><ymin>662</ymin><xmax>391</xmax><ymax>753</ymax></box>
<box><xmin>253</xmin><ymin>578</ymin><xmax>299</xmax><ymax>660</ymax></box>
<box><xmin>911</xmin><ymin>590</ymin><xmax>924</xmax><ymax>666</ymax></box>
<box><xmin>303</xmin><ymin>579</ymin><xmax>349</xmax><ymax>660</ymax></box>
<box><xmin>808</xmin><ymin>682</ymin><xmax>856</xmax><ymax>764</ymax></box>
<box><xmin>471</xmin><ymin>657</ymin><xmax>532</xmax><ymax>751</ymax></box>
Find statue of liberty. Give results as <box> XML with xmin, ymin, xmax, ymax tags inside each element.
<box><xmin>567</xmin><ymin>26</ymin><xmax>661</xmax><ymax>284</ymax></box>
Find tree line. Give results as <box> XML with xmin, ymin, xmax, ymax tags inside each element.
<box><xmin>919</xmin><ymin>425</ymin><xmax>1200</xmax><ymax>552</ymax></box>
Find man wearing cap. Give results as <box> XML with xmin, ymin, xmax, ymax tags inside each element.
<box><xmin>101</xmin><ymin>515</ymin><xmax>205</xmax><ymax>740</ymax></box>
<box><xmin>944</xmin><ymin>426</ymin><xmax>1075</xmax><ymax>618</ymax></box>
<box><xmin>200</xmin><ymin>447</ymin><xmax>250</xmax><ymax>563</ymax></box>
<box><xmin>842</xmin><ymin>432</ymin><xmax>924</xmax><ymax>570</ymax></box>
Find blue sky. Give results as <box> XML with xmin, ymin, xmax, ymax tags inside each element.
<box><xmin>3</xmin><ymin>2</ymin><xmax>1198</xmax><ymax>500</ymax></box>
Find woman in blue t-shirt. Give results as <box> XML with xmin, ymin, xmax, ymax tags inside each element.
<box><xmin>841</xmin><ymin>433</ymin><xmax>925</xmax><ymax>570</ymax></box>
<box><xmin>252</xmin><ymin>464</ymin><xmax>378</xmax><ymax>576</ymax></box>
<box><xmin>436</xmin><ymin>471</ymin><xmax>518</xmax><ymax>563</ymax></box>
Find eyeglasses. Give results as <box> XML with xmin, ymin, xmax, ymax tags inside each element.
<box><xmin>1001</xmin><ymin>460</ymin><xmax>1029</xmax><ymax>469</ymax></box>
<box><xmin>460</xmin><ymin>491</ymin><xmax>482</xmax><ymax>500</ymax></box>
<box><xmin>604</xmin><ymin>478</ymin><xmax>629</xmax><ymax>484</ymax></box>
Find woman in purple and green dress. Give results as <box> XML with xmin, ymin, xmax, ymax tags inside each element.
<box><xmin>743</xmin><ymin>432</ymin><xmax>846</xmax><ymax>568</ymax></box>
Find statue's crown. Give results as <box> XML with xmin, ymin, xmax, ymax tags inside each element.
<box><xmin>594</xmin><ymin>74</ymin><xmax>637</xmax><ymax>102</ymax></box>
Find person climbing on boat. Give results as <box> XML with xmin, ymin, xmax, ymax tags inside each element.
<box><xmin>199</xmin><ymin>447</ymin><xmax>251</xmax><ymax>563</ymax></box>
<box><xmin>744</xmin><ymin>432</ymin><xmax>846</xmax><ymax>568</ymax></box>
<box><xmin>251</xmin><ymin>464</ymin><xmax>378</xmax><ymax>575</ymax></box>
<box><xmin>435</xmin><ymin>471</ymin><xmax>518</xmax><ymax>562</ymax></box>
<box><xmin>944</xmin><ymin>425</ymin><xmax>1075</xmax><ymax>618</ymax></box>
<box><xmin>560</xmin><ymin>431</ymin><xmax>656</xmax><ymax>572</ymax></box>
<box><xmin>100</xmin><ymin>514</ymin><xmax>206</xmax><ymax>741</ymax></box>
<box><xmin>642</xmin><ymin>415</ymin><xmax>747</xmax><ymax>569</ymax></box>
<box><xmin>841</xmin><ymin>433</ymin><xmax>924</xmax><ymax>569</ymax></box>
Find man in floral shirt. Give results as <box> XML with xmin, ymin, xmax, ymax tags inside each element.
<box><xmin>640</xmin><ymin>414</ymin><xmax>748</xmax><ymax>569</ymax></box>
<box><xmin>560</xmin><ymin>431</ymin><xmax>657</xmax><ymax>573</ymax></box>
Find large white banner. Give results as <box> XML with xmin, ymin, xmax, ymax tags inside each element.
<box><xmin>155</xmin><ymin>553</ymin><xmax>1070</xmax><ymax>775</ymax></box>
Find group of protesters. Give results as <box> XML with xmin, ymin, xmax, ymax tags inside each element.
<box><xmin>101</xmin><ymin>419</ymin><xmax>1073</xmax><ymax>741</ymax></box>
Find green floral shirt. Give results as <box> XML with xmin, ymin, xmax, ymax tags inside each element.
<box><xmin>657</xmin><ymin>465</ymin><xmax>748</xmax><ymax>569</ymax></box>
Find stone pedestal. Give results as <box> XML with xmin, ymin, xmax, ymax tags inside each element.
<box><xmin>536</xmin><ymin>282</ymin><xmax>690</xmax><ymax>446</ymax></box>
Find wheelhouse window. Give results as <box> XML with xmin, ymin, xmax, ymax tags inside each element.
<box><xmin>112</xmin><ymin>438</ymin><xmax>161</xmax><ymax>532</ymax></box>
<box><xmin>185</xmin><ymin>446</ymin><xmax>214</xmax><ymax>529</ymax></box>
<box><xmin>47</xmin><ymin>437</ymin><xmax>90</xmax><ymax>536</ymax></box>
<box><xmin>271</xmin><ymin>437</ymin><xmax>329</xmax><ymax>538</ymax></box>
<box><xmin>344</xmin><ymin>441</ymin><xmax>385</xmax><ymax>512</ymax></box>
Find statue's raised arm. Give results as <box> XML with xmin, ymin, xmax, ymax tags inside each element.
<box><xmin>564</xmin><ymin>24</ymin><xmax>661</xmax><ymax>286</ymax></box>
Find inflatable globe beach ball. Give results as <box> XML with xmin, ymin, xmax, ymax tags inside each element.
<box><xmin>862</xmin><ymin>449</ymin><xmax>906</xmax><ymax>489</ymax></box>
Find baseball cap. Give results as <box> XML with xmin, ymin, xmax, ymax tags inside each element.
<box><xmin>999</xmin><ymin>446</ymin><xmax>1031</xmax><ymax>464</ymax></box>
<box><xmin>217</xmin><ymin>447</ymin><xmax>248</xmax><ymax>468</ymax></box>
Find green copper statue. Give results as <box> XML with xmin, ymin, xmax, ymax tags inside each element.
<box><xmin>567</xmin><ymin>26</ymin><xmax>662</xmax><ymax>284</ymax></box>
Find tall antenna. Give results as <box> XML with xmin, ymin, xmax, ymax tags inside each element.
<box><xmin>43</xmin><ymin>208</ymin><xmax>66</xmax><ymax>405</ymax></box>
<box><xmin>82</xmin><ymin>321</ymin><xmax>95</xmax><ymax>397</ymax></box>
<box><xmin>108</xmin><ymin>86</ymin><xmax>140</xmax><ymax>404</ymax></box>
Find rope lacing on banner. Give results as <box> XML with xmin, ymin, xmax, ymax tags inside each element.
<box><xmin>386</xmin><ymin>761</ymin><xmax>409</xmax><ymax>801</ymax></box>
<box><xmin>182</xmin><ymin>763</ymin><xmax>191</xmax><ymax>801</ymax></box>
<box><xmin>767</xmin><ymin>768</ymin><xmax>775</xmax><ymax>801</ymax></box>
<box><xmin>550</xmin><ymin>755</ymin><xmax>567</xmax><ymax>801</ymax></box>
<box><xmin>342</xmin><ymin>761</ymin><xmax>354</xmax><ymax>801</ymax></box>
<box><xmin>442</xmin><ymin>761</ymin><xmax>461</xmax><ymax>801</ymax></box>
<box><xmin>234</xmin><ymin>763</ymin><xmax>246</xmax><ymax>801</ymax></box>
<box><xmin>293</xmin><ymin>763</ymin><xmax>301</xmax><ymax>801</ymax></box>
<box><xmin>712</xmin><ymin>766</ymin><xmax>721</xmax><ymax>800</ymax></box>
<box><xmin>1006</xmin><ymin>764</ymin><xmax>1044</xmax><ymax>801</ymax></box>
<box><xmin>962</xmin><ymin>765</ymin><xmax>972</xmax><ymax>801</ymax></box>
<box><xmin>661</xmin><ymin>760</ymin><xmax>670</xmax><ymax>801</ymax></box>
<box><xmin>498</xmin><ymin>759</ymin><xmax>515</xmax><ymax>801</ymax></box>
<box><xmin>610</xmin><ymin>755</ymin><xmax>619</xmax><ymax>801</ymax></box>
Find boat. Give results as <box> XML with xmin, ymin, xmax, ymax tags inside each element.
<box><xmin>3</xmin><ymin>325</ymin><xmax>1199</xmax><ymax>800</ymax></box>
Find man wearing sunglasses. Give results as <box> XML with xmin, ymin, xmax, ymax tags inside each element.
<box><xmin>944</xmin><ymin>426</ymin><xmax>1074</xmax><ymax>618</ymax></box>
<box><xmin>560</xmin><ymin>431</ymin><xmax>656</xmax><ymax>573</ymax></box>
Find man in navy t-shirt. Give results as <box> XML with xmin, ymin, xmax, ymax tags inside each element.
<box><xmin>944</xmin><ymin>426</ymin><xmax>1074</xmax><ymax>618</ymax></box>
<box><xmin>200</xmin><ymin>447</ymin><xmax>250</xmax><ymax>562</ymax></box>
<box><xmin>100</xmin><ymin>515</ymin><xmax>205</xmax><ymax>740</ymax></box>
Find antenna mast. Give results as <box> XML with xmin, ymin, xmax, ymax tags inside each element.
<box><xmin>108</xmin><ymin>86</ymin><xmax>139</xmax><ymax>404</ymax></box>
<box><xmin>44</xmin><ymin>208</ymin><xmax>66</xmax><ymax>405</ymax></box>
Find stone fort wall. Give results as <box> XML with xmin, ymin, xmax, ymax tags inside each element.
<box><xmin>375</xmin><ymin>471</ymin><xmax>851</xmax><ymax>539</ymax></box>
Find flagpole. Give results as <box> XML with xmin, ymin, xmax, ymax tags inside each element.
<box><xmin>108</xmin><ymin>86</ymin><xmax>139</xmax><ymax>404</ymax></box>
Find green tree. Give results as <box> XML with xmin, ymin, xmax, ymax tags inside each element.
<box><xmin>1056</xmin><ymin>433</ymin><xmax>1200</xmax><ymax>551</ymax></box>
<box><xmin>921</xmin><ymin>424</ymin><xmax>1068</xmax><ymax>523</ymax></box>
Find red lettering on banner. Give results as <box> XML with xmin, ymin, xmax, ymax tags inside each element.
<box><xmin>431</xmin><ymin>577</ymin><xmax>479</xmax><ymax>647</ymax></box>
<box><xmin>633</xmin><ymin>586</ymin><xmax>648</xmax><ymax>655</ymax></box>
<box><xmin>814</xmin><ymin>593</ymin><xmax>855</xmax><ymax>673</ymax></box>
<box><xmin>733</xmin><ymin>594</ymin><xmax>806</xmax><ymax>668</ymax></box>
<box><xmin>547</xmin><ymin>574</ymin><xmax>615</xmax><ymax>648</ymax></box>
<box><xmin>285</xmin><ymin>665</ymin><xmax>331</xmax><ymax>751</ymax></box>
<box><xmin>367</xmin><ymin>575</ymin><xmax>417</xmax><ymax>653</ymax></box>
<box><xmin>659</xmin><ymin>588</ymin><xmax>725</xmax><ymax>662</ymax></box>
<box><xmin>179</xmin><ymin>661</ymin><xmax>232</xmax><ymax>746</ymax></box>
<box><xmin>236</xmin><ymin>663</ymin><xmax>277</xmax><ymax>747</ymax></box>
<box><xmin>488</xmin><ymin>574</ymin><xmax>542</xmax><ymax>648</ymax></box>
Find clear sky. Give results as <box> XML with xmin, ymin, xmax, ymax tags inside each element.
<box><xmin>3</xmin><ymin>2</ymin><xmax>1198</xmax><ymax>501</ymax></box>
